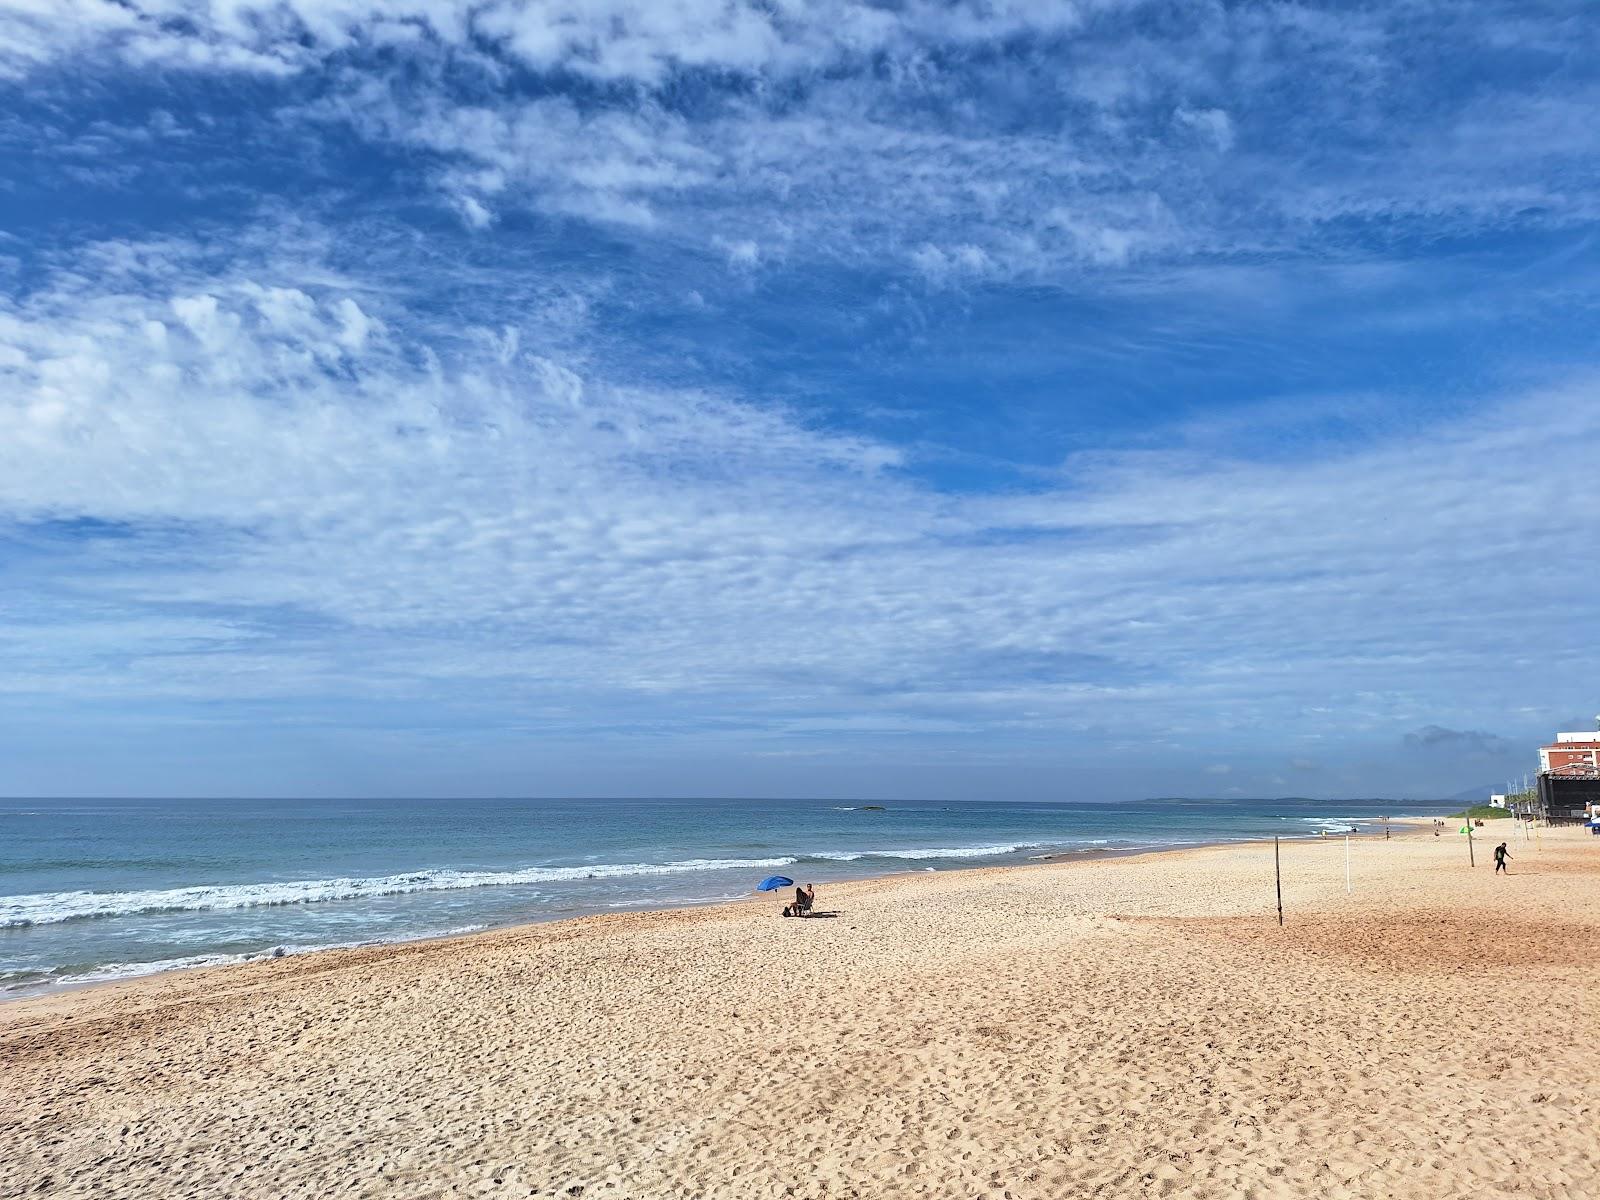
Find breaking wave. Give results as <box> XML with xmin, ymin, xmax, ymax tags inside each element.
<box><xmin>2</xmin><ymin>843</ymin><xmax>1082</xmax><ymax>930</ymax></box>
<box><xmin>798</xmin><ymin>842</ymin><xmax>1042</xmax><ymax>862</ymax></box>
<box><xmin>1</xmin><ymin>858</ymin><xmax>797</xmax><ymax>928</ymax></box>
<box><xmin>1301</xmin><ymin>818</ymin><xmax>1360</xmax><ymax>833</ymax></box>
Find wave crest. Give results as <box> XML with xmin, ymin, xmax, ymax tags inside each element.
<box><xmin>2</xmin><ymin>844</ymin><xmax>1063</xmax><ymax>929</ymax></box>
<box><xmin>1</xmin><ymin>857</ymin><xmax>797</xmax><ymax>928</ymax></box>
<box><xmin>800</xmin><ymin>842</ymin><xmax>1040</xmax><ymax>862</ymax></box>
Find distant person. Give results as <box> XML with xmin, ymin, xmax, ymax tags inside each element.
<box><xmin>1494</xmin><ymin>843</ymin><xmax>1511</xmax><ymax>874</ymax></box>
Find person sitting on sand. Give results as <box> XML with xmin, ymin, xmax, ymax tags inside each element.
<box><xmin>794</xmin><ymin>883</ymin><xmax>815</xmax><ymax>917</ymax></box>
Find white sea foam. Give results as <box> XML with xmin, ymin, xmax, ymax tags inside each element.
<box><xmin>0</xmin><ymin>845</ymin><xmax>1058</xmax><ymax>929</ymax></box>
<box><xmin>0</xmin><ymin>857</ymin><xmax>798</xmax><ymax>928</ymax></box>
<box><xmin>0</xmin><ymin>925</ymin><xmax>489</xmax><ymax>996</ymax></box>
<box><xmin>802</xmin><ymin>842</ymin><xmax>1041</xmax><ymax>862</ymax></box>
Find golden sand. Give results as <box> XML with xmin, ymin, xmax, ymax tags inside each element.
<box><xmin>3</xmin><ymin>825</ymin><xmax>1596</xmax><ymax>1199</ymax></box>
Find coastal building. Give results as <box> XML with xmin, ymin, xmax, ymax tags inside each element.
<box><xmin>1489</xmin><ymin>793</ymin><xmax>1507</xmax><ymax>809</ymax></box>
<box><xmin>1537</xmin><ymin>730</ymin><xmax>1600</xmax><ymax>825</ymax></box>
<box><xmin>1539</xmin><ymin>732</ymin><xmax>1600</xmax><ymax>774</ymax></box>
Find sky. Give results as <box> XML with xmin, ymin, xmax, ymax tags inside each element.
<box><xmin>1</xmin><ymin>1</ymin><xmax>1597</xmax><ymax>802</ymax></box>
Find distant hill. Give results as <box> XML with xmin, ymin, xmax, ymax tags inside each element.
<box><xmin>1445</xmin><ymin>783</ymin><xmax>1496</xmax><ymax>803</ymax></box>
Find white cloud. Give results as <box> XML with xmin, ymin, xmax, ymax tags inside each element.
<box><xmin>910</xmin><ymin>242</ymin><xmax>992</xmax><ymax>284</ymax></box>
<box><xmin>453</xmin><ymin>194</ymin><xmax>493</xmax><ymax>230</ymax></box>
<box><xmin>1174</xmin><ymin>106</ymin><xmax>1234</xmax><ymax>152</ymax></box>
<box><xmin>717</xmin><ymin>238</ymin><xmax>761</xmax><ymax>268</ymax></box>
<box><xmin>3</xmin><ymin>3</ymin><xmax>1599</xmax><ymax>787</ymax></box>
<box><xmin>0</xmin><ymin>0</ymin><xmax>1098</xmax><ymax>84</ymax></box>
<box><xmin>331</xmin><ymin>92</ymin><xmax>713</xmax><ymax>231</ymax></box>
<box><xmin>11</xmin><ymin>2</ymin><xmax>1599</xmax><ymax>284</ymax></box>
<box><xmin>2</xmin><ymin>232</ymin><xmax>1597</xmax><ymax>751</ymax></box>
<box><xmin>333</xmin><ymin>297</ymin><xmax>377</xmax><ymax>351</ymax></box>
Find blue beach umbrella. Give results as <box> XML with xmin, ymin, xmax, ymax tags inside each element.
<box><xmin>757</xmin><ymin>875</ymin><xmax>795</xmax><ymax>892</ymax></box>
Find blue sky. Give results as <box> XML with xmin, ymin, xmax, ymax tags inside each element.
<box><xmin>1</xmin><ymin>1</ymin><xmax>1597</xmax><ymax>800</ymax></box>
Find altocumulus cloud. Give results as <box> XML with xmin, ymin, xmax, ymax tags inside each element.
<box><xmin>2</xmin><ymin>229</ymin><xmax>1596</xmax><ymax>756</ymax></box>
<box><xmin>6</xmin><ymin>1</ymin><xmax>1600</xmax><ymax>277</ymax></box>
<box><xmin>1</xmin><ymin>0</ymin><xmax>1598</xmax><ymax>795</ymax></box>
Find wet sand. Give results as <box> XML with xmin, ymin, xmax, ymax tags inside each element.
<box><xmin>3</xmin><ymin>824</ymin><xmax>1595</xmax><ymax>1199</ymax></box>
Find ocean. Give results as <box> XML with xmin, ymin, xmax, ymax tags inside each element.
<box><xmin>1</xmin><ymin>795</ymin><xmax>1456</xmax><ymax>997</ymax></box>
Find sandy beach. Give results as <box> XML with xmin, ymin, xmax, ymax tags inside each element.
<box><xmin>3</xmin><ymin>825</ymin><xmax>1596</xmax><ymax>1199</ymax></box>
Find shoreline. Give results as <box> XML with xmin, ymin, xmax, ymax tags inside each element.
<box><xmin>3</xmin><ymin>816</ymin><xmax>1449</xmax><ymax>1006</ymax></box>
<box><xmin>5</xmin><ymin>823</ymin><xmax>1592</xmax><ymax>1198</ymax></box>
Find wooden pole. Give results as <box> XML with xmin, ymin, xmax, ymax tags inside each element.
<box><xmin>1345</xmin><ymin>833</ymin><xmax>1351</xmax><ymax>894</ymax></box>
<box><xmin>1274</xmin><ymin>836</ymin><xmax>1284</xmax><ymax>926</ymax></box>
<box><xmin>1465</xmin><ymin>813</ymin><xmax>1475</xmax><ymax>867</ymax></box>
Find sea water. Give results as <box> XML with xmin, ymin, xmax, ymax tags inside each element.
<box><xmin>0</xmin><ymin>795</ymin><xmax>1455</xmax><ymax>996</ymax></box>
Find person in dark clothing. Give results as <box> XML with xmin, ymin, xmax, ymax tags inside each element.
<box><xmin>793</xmin><ymin>883</ymin><xmax>815</xmax><ymax>916</ymax></box>
<box><xmin>1493</xmin><ymin>842</ymin><xmax>1511</xmax><ymax>874</ymax></box>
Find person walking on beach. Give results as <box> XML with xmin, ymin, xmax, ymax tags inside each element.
<box><xmin>1494</xmin><ymin>842</ymin><xmax>1511</xmax><ymax>874</ymax></box>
